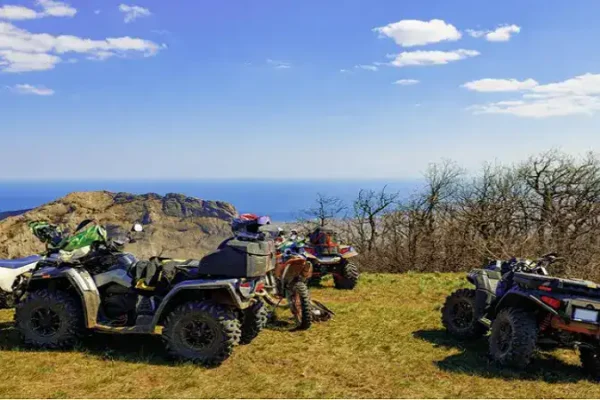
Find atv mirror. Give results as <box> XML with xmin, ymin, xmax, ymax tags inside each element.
<box><xmin>133</xmin><ymin>223</ymin><xmax>143</xmax><ymax>232</ymax></box>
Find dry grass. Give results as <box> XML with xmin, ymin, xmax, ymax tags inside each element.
<box><xmin>0</xmin><ymin>273</ymin><xmax>599</xmax><ymax>398</ymax></box>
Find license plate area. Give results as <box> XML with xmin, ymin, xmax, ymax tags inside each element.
<box><xmin>573</xmin><ymin>308</ymin><xmax>599</xmax><ymax>323</ymax></box>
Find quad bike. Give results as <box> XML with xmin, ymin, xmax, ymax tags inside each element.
<box><xmin>303</xmin><ymin>227</ymin><xmax>360</xmax><ymax>290</ymax></box>
<box><xmin>0</xmin><ymin>219</ymin><xmax>104</xmax><ymax>309</ymax></box>
<box><xmin>15</xmin><ymin>219</ymin><xmax>274</xmax><ymax>367</ymax></box>
<box><xmin>260</xmin><ymin>236</ymin><xmax>334</xmax><ymax>330</ymax></box>
<box><xmin>442</xmin><ymin>253</ymin><xmax>600</xmax><ymax>379</ymax></box>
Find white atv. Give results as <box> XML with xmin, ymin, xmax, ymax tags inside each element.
<box><xmin>0</xmin><ymin>255</ymin><xmax>52</xmax><ymax>308</ymax></box>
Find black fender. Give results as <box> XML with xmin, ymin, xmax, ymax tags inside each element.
<box><xmin>492</xmin><ymin>291</ymin><xmax>558</xmax><ymax>319</ymax></box>
<box><xmin>29</xmin><ymin>266</ymin><xmax>101</xmax><ymax>328</ymax></box>
<box><xmin>150</xmin><ymin>279</ymin><xmax>248</xmax><ymax>328</ymax></box>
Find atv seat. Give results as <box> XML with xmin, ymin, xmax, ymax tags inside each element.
<box><xmin>0</xmin><ymin>255</ymin><xmax>41</xmax><ymax>269</ymax></box>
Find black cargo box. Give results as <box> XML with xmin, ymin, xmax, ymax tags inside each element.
<box><xmin>199</xmin><ymin>239</ymin><xmax>276</xmax><ymax>278</ymax></box>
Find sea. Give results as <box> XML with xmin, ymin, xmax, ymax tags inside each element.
<box><xmin>0</xmin><ymin>180</ymin><xmax>421</xmax><ymax>222</ymax></box>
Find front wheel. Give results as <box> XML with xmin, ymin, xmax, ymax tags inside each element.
<box><xmin>162</xmin><ymin>301</ymin><xmax>241</xmax><ymax>367</ymax></box>
<box><xmin>288</xmin><ymin>281</ymin><xmax>312</xmax><ymax>330</ymax></box>
<box><xmin>15</xmin><ymin>289</ymin><xmax>84</xmax><ymax>349</ymax></box>
<box><xmin>333</xmin><ymin>263</ymin><xmax>359</xmax><ymax>290</ymax></box>
<box><xmin>441</xmin><ymin>289</ymin><xmax>487</xmax><ymax>339</ymax></box>
<box><xmin>489</xmin><ymin>307</ymin><xmax>538</xmax><ymax>368</ymax></box>
<box><xmin>580</xmin><ymin>347</ymin><xmax>600</xmax><ymax>380</ymax></box>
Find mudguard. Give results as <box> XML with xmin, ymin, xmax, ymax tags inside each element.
<box><xmin>493</xmin><ymin>291</ymin><xmax>558</xmax><ymax>317</ymax></box>
<box><xmin>467</xmin><ymin>269</ymin><xmax>502</xmax><ymax>318</ymax></box>
<box><xmin>29</xmin><ymin>266</ymin><xmax>101</xmax><ymax>328</ymax></box>
<box><xmin>150</xmin><ymin>279</ymin><xmax>247</xmax><ymax>329</ymax></box>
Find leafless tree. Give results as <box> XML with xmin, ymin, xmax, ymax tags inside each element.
<box><xmin>351</xmin><ymin>186</ymin><xmax>399</xmax><ymax>252</ymax></box>
<box><xmin>299</xmin><ymin>193</ymin><xmax>346</xmax><ymax>230</ymax></box>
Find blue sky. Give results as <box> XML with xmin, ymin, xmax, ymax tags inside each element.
<box><xmin>1</xmin><ymin>0</ymin><xmax>599</xmax><ymax>180</ymax></box>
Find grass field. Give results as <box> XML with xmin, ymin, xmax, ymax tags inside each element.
<box><xmin>1</xmin><ymin>273</ymin><xmax>600</xmax><ymax>398</ymax></box>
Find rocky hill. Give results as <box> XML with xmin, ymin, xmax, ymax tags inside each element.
<box><xmin>0</xmin><ymin>191</ymin><xmax>237</xmax><ymax>259</ymax></box>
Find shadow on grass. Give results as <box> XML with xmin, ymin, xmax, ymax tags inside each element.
<box><xmin>414</xmin><ymin>329</ymin><xmax>590</xmax><ymax>384</ymax></box>
<box><xmin>0</xmin><ymin>320</ymin><xmax>203</xmax><ymax>367</ymax></box>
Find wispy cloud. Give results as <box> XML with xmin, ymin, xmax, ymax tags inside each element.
<box><xmin>354</xmin><ymin>64</ymin><xmax>378</xmax><ymax>71</ymax></box>
<box><xmin>0</xmin><ymin>21</ymin><xmax>164</xmax><ymax>72</ymax></box>
<box><xmin>466</xmin><ymin>24</ymin><xmax>521</xmax><ymax>42</ymax></box>
<box><xmin>267</xmin><ymin>59</ymin><xmax>291</xmax><ymax>69</ymax></box>
<box><xmin>118</xmin><ymin>4</ymin><xmax>151</xmax><ymax>23</ymax></box>
<box><xmin>393</xmin><ymin>79</ymin><xmax>420</xmax><ymax>85</ymax></box>
<box><xmin>388</xmin><ymin>49</ymin><xmax>480</xmax><ymax>67</ymax></box>
<box><xmin>462</xmin><ymin>78</ymin><xmax>538</xmax><ymax>92</ymax></box>
<box><xmin>466</xmin><ymin>73</ymin><xmax>600</xmax><ymax>118</ymax></box>
<box><xmin>8</xmin><ymin>83</ymin><xmax>54</xmax><ymax>96</ymax></box>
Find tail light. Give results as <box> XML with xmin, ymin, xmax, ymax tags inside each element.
<box><xmin>340</xmin><ymin>246</ymin><xmax>354</xmax><ymax>255</ymax></box>
<box><xmin>541</xmin><ymin>295</ymin><xmax>561</xmax><ymax>309</ymax></box>
<box><xmin>538</xmin><ymin>285</ymin><xmax>552</xmax><ymax>292</ymax></box>
<box><xmin>238</xmin><ymin>280</ymin><xmax>254</xmax><ymax>298</ymax></box>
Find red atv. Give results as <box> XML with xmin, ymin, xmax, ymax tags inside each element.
<box><xmin>303</xmin><ymin>227</ymin><xmax>360</xmax><ymax>290</ymax></box>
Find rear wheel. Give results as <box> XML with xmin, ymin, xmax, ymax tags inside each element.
<box><xmin>289</xmin><ymin>281</ymin><xmax>312</xmax><ymax>330</ymax></box>
<box><xmin>580</xmin><ymin>347</ymin><xmax>600</xmax><ymax>380</ymax></box>
<box><xmin>333</xmin><ymin>263</ymin><xmax>359</xmax><ymax>290</ymax></box>
<box><xmin>15</xmin><ymin>289</ymin><xmax>84</xmax><ymax>349</ymax></box>
<box><xmin>441</xmin><ymin>289</ymin><xmax>487</xmax><ymax>339</ymax></box>
<box><xmin>240</xmin><ymin>299</ymin><xmax>268</xmax><ymax>345</ymax></box>
<box><xmin>162</xmin><ymin>301</ymin><xmax>241</xmax><ymax>366</ymax></box>
<box><xmin>489</xmin><ymin>307</ymin><xmax>538</xmax><ymax>368</ymax></box>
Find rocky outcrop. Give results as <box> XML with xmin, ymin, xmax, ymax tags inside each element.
<box><xmin>0</xmin><ymin>191</ymin><xmax>237</xmax><ymax>260</ymax></box>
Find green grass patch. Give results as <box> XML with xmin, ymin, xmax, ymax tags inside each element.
<box><xmin>0</xmin><ymin>273</ymin><xmax>598</xmax><ymax>398</ymax></box>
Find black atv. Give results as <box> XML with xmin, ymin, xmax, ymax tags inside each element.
<box><xmin>14</xmin><ymin>222</ymin><xmax>274</xmax><ymax>367</ymax></box>
<box><xmin>442</xmin><ymin>253</ymin><xmax>600</xmax><ymax>379</ymax></box>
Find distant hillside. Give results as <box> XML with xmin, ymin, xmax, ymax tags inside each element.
<box><xmin>0</xmin><ymin>191</ymin><xmax>237</xmax><ymax>259</ymax></box>
<box><xmin>0</xmin><ymin>209</ymin><xmax>30</xmax><ymax>221</ymax></box>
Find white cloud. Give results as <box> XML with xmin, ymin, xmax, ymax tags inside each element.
<box><xmin>355</xmin><ymin>64</ymin><xmax>378</xmax><ymax>71</ymax></box>
<box><xmin>388</xmin><ymin>49</ymin><xmax>479</xmax><ymax>67</ymax></box>
<box><xmin>462</xmin><ymin>78</ymin><xmax>539</xmax><ymax>92</ymax></box>
<box><xmin>9</xmin><ymin>83</ymin><xmax>54</xmax><ymax>95</ymax></box>
<box><xmin>0</xmin><ymin>21</ymin><xmax>163</xmax><ymax>72</ymax></box>
<box><xmin>467</xmin><ymin>24</ymin><xmax>521</xmax><ymax>42</ymax></box>
<box><xmin>38</xmin><ymin>0</ymin><xmax>76</xmax><ymax>18</ymax></box>
<box><xmin>466</xmin><ymin>73</ymin><xmax>600</xmax><ymax>118</ymax></box>
<box><xmin>0</xmin><ymin>50</ymin><xmax>61</xmax><ymax>72</ymax></box>
<box><xmin>531</xmin><ymin>73</ymin><xmax>600</xmax><ymax>97</ymax></box>
<box><xmin>0</xmin><ymin>1</ymin><xmax>76</xmax><ymax>20</ymax></box>
<box><xmin>119</xmin><ymin>4</ymin><xmax>151</xmax><ymax>23</ymax></box>
<box><xmin>0</xmin><ymin>5</ymin><xmax>38</xmax><ymax>20</ymax></box>
<box><xmin>373</xmin><ymin>19</ymin><xmax>461</xmax><ymax>47</ymax></box>
<box><xmin>393</xmin><ymin>79</ymin><xmax>419</xmax><ymax>85</ymax></box>
<box><xmin>465</xmin><ymin>29</ymin><xmax>485</xmax><ymax>39</ymax></box>
<box><xmin>94</xmin><ymin>10</ymin><xmax>101</xmax><ymax>15</ymax></box>
<box><xmin>267</xmin><ymin>59</ymin><xmax>291</xmax><ymax>69</ymax></box>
